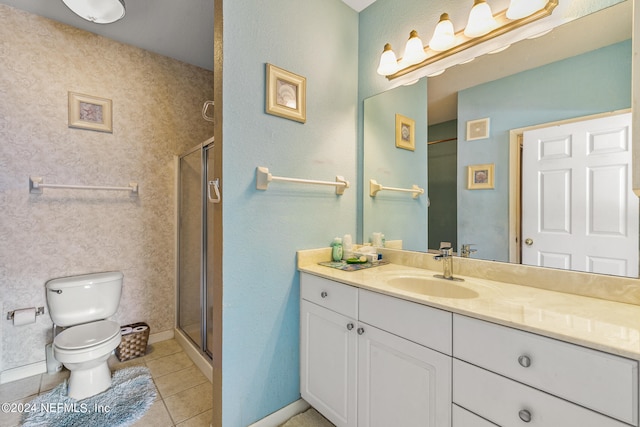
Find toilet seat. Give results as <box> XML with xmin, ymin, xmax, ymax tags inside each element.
<box><xmin>54</xmin><ymin>320</ymin><xmax>121</xmax><ymax>350</ymax></box>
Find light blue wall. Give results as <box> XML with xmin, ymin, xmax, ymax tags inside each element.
<box><xmin>457</xmin><ymin>40</ymin><xmax>632</xmax><ymax>262</ymax></box>
<box><xmin>221</xmin><ymin>1</ymin><xmax>358</xmax><ymax>425</ymax></box>
<box><xmin>363</xmin><ymin>79</ymin><xmax>428</xmax><ymax>249</ymax></box>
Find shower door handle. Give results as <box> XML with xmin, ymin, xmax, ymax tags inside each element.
<box><xmin>208</xmin><ymin>179</ymin><xmax>221</xmax><ymax>203</ymax></box>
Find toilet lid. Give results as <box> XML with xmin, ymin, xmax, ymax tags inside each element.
<box><xmin>54</xmin><ymin>320</ymin><xmax>121</xmax><ymax>350</ymax></box>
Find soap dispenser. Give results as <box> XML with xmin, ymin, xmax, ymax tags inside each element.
<box><xmin>331</xmin><ymin>237</ymin><xmax>343</xmax><ymax>262</ymax></box>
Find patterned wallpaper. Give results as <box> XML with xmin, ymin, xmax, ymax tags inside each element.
<box><xmin>0</xmin><ymin>5</ymin><xmax>214</xmax><ymax>372</ymax></box>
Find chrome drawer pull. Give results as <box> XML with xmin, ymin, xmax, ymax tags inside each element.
<box><xmin>357</xmin><ymin>327</ymin><xmax>365</xmax><ymax>335</ymax></box>
<box><xmin>320</xmin><ymin>291</ymin><xmax>328</xmax><ymax>298</ymax></box>
<box><xmin>347</xmin><ymin>323</ymin><xmax>354</xmax><ymax>331</ymax></box>
<box><xmin>518</xmin><ymin>355</ymin><xmax>532</xmax><ymax>368</ymax></box>
<box><xmin>518</xmin><ymin>409</ymin><xmax>532</xmax><ymax>422</ymax></box>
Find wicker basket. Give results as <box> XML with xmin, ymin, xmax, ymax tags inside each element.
<box><xmin>115</xmin><ymin>322</ymin><xmax>150</xmax><ymax>362</ymax></box>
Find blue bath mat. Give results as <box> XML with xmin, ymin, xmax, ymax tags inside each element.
<box><xmin>22</xmin><ymin>366</ymin><xmax>156</xmax><ymax>427</ymax></box>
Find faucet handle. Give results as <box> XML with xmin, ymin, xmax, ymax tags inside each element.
<box><xmin>460</xmin><ymin>243</ymin><xmax>477</xmax><ymax>257</ymax></box>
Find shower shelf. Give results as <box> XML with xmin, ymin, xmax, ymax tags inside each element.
<box><xmin>255</xmin><ymin>166</ymin><xmax>350</xmax><ymax>195</ymax></box>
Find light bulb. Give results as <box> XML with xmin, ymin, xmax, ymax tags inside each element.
<box><xmin>429</xmin><ymin>13</ymin><xmax>456</xmax><ymax>52</ymax></box>
<box><xmin>464</xmin><ymin>0</ymin><xmax>498</xmax><ymax>38</ymax></box>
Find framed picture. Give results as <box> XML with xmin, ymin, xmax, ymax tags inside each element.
<box><xmin>265</xmin><ymin>64</ymin><xmax>306</xmax><ymax>123</ymax></box>
<box><xmin>466</xmin><ymin>117</ymin><xmax>490</xmax><ymax>141</ymax></box>
<box><xmin>395</xmin><ymin>114</ymin><xmax>415</xmax><ymax>151</ymax></box>
<box><xmin>68</xmin><ymin>92</ymin><xmax>113</xmax><ymax>133</ymax></box>
<box><xmin>467</xmin><ymin>163</ymin><xmax>495</xmax><ymax>189</ymax></box>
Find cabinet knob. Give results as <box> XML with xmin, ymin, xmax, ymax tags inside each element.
<box><xmin>518</xmin><ymin>409</ymin><xmax>532</xmax><ymax>423</ymax></box>
<box><xmin>347</xmin><ymin>323</ymin><xmax>354</xmax><ymax>331</ymax></box>
<box><xmin>357</xmin><ymin>327</ymin><xmax>365</xmax><ymax>335</ymax></box>
<box><xmin>518</xmin><ymin>355</ymin><xmax>532</xmax><ymax>368</ymax></box>
<box><xmin>320</xmin><ymin>291</ymin><xmax>328</xmax><ymax>298</ymax></box>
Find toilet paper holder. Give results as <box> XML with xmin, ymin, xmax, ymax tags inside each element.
<box><xmin>6</xmin><ymin>306</ymin><xmax>45</xmax><ymax>320</ymax></box>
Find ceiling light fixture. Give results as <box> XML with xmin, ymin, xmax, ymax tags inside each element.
<box><xmin>376</xmin><ymin>0</ymin><xmax>557</xmax><ymax>80</ymax></box>
<box><xmin>61</xmin><ymin>0</ymin><xmax>126</xmax><ymax>24</ymax></box>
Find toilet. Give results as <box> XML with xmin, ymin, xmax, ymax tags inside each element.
<box><xmin>45</xmin><ymin>271</ymin><xmax>123</xmax><ymax>400</ymax></box>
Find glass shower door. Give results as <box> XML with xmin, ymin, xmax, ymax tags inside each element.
<box><xmin>178</xmin><ymin>148</ymin><xmax>203</xmax><ymax>348</ymax></box>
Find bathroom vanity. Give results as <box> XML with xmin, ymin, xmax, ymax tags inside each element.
<box><xmin>298</xmin><ymin>248</ymin><xmax>640</xmax><ymax>427</ymax></box>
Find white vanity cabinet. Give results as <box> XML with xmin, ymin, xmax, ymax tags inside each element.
<box><xmin>300</xmin><ymin>273</ymin><xmax>452</xmax><ymax>427</ymax></box>
<box><xmin>452</xmin><ymin>314</ymin><xmax>639</xmax><ymax>427</ymax></box>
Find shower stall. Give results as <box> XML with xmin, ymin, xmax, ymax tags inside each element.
<box><xmin>177</xmin><ymin>136</ymin><xmax>219</xmax><ymax>362</ymax></box>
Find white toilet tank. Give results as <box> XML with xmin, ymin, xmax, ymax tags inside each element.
<box><xmin>46</xmin><ymin>271</ymin><xmax>123</xmax><ymax>327</ymax></box>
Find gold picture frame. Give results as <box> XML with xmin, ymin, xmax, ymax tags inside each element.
<box><xmin>467</xmin><ymin>164</ymin><xmax>495</xmax><ymax>190</ymax></box>
<box><xmin>395</xmin><ymin>114</ymin><xmax>415</xmax><ymax>151</ymax></box>
<box><xmin>265</xmin><ymin>64</ymin><xmax>306</xmax><ymax>123</ymax></box>
<box><xmin>68</xmin><ymin>92</ymin><xmax>113</xmax><ymax>133</ymax></box>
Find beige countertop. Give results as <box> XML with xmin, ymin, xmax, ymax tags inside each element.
<box><xmin>298</xmin><ymin>250</ymin><xmax>640</xmax><ymax>360</ymax></box>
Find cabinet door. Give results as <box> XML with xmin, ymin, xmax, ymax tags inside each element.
<box><xmin>357</xmin><ymin>323</ymin><xmax>451</xmax><ymax>427</ymax></box>
<box><xmin>301</xmin><ymin>300</ymin><xmax>357</xmax><ymax>427</ymax></box>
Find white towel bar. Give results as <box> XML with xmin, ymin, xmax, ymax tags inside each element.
<box><xmin>369</xmin><ymin>179</ymin><xmax>424</xmax><ymax>199</ymax></box>
<box><xmin>29</xmin><ymin>177</ymin><xmax>138</xmax><ymax>195</ymax></box>
<box><xmin>256</xmin><ymin>167</ymin><xmax>349</xmax><ymax>195</ymax></box>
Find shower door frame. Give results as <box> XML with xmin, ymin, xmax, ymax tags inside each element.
<box><xmin>177</xmin><ymin>136</ymin><xmax>217</xmax><ymax>360</ymax></box>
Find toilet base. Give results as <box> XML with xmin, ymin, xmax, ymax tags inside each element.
<box><xmin>66</xmin><ymin>360</ymin><xmax>112</xmax><ymax>400</ymax></box>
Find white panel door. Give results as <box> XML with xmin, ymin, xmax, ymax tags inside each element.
<box><xmin>300</xmin><ymin>300</ymin><xmax>357</xmax><ymax>427</ymax></box>
<box><xmin>357</xmin><ymin>323</ymin><xmax>451</xmax><ymax>427</ymax></box>
<box><xmin>522</xmin><ymin>113</ymin><xmax>638</xmax><ymax>277</ymax></box>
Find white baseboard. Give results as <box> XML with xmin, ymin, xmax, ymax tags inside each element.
<box><xmin>174</xmin><ymin>328</ymin><xmax>213</xmax><ymax>383</ymax></box>
<box><xmin>0</xmin><ymin>361</ymin><xmax>46</xmax><ymax>385</ymax></box>
<box><xmin>148</xmin><ymin>328</ymin><xmax>174</xmax><ymax>344</ymax></box>
<box><xmin>248</xmin><ymin>399</ymin><xmax>310</xmax><ymax>427</ymax></box>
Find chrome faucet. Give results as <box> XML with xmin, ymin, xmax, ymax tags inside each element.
<box><xmin>460</xmin><ymin>244</ymin><xmax>477</xmax><ymax>258</ymax></box>
<box><xmin>434</xmin><ymin>247</ymin><xmax>454</xmax><ymax>280</ymax></box>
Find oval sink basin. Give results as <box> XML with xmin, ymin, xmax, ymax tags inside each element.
<box><xmin>386</xmin><ymin>276</ymin><xmax>479</xmax><ymax>299</ymax></box>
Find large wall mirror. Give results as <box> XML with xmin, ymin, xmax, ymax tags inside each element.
<box><xmin>363</xmin><ymin>0</ymin><xmax>637</xmax><ymax>278</ymax></box>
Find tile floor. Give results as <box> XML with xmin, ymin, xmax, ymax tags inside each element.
<box><xmin>0</xmin><ymin>339</ymin><xmax>213</xmax><ymax>427</ymax></box>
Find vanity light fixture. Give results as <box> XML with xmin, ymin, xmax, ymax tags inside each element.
<box><xmin>428</xmin><ymin>14</ymin><xmax>456</xmax><ymax>52</ymax></box>
<box><xmin>61</xmin><ymin>0</ymin><xmax>126</xmax><ymax>24</ymax></box>
<box><xmin>376</xmin><ymin>0</ymin><xmax>557</xmax><ymax>80</ymax></box>
<box><xmin>464</xmin><ymin>0</ymin><xmax>499</xmax><ymax>38</ymax></box>
<box><xmin>506</xmin><ymin>0</ymin><xmax>547</xmax><ymax>20</ymax></box>
<box><xmin>376</xmin><ymin>44</ymin><xmax>401</xmax><ymax>76</ymax></box>
<box><xmin>401</xmin><ymin>30</ymin><xmax>429</xmax><ymax>66</ymax></box>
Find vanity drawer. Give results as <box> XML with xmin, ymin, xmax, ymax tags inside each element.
<box><xmin>453</xmin><ymin>359</ymin><xmax>631</xmax><ymax>427</ymax></box>
<box><xmin>453</xmin><ymin>314</ymin><xmax>638</xmax><ymax>425</ymax></box>
<box><xmin>359</xmin><ymin>289</ymin><xmax>452</xmax><ymax>355</ymax></box>
<box><xmin>452</xmin><ymin>405</ymin><xmax>498</xmax><ymax>427</ymax></box>
<box><xmin>301</xmin><ymin>273</ymin><xmax>358</xmax><ymax>318</ymax></box>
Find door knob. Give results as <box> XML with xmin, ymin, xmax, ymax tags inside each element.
<box><xmin>524</xmin><ymin>238</ymin><xmax>533</xmax><ymax>246</ymax></box>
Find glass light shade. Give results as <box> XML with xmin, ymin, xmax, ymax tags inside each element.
<box><xmin>464</xmin><ymin>0</ymin><xmax>498</xmax><ymax>38</ymax></box>
<box><xmin>401</xmin><ymin>30</ymin><xmax>428</xmax><ymax>66</ymax></box>
<box><xmin>429</xmin><ymin>13</ymin><xmax>456</xmax><ymax>52</ymax></box>
<box><xmin>506</xmin><ymin>0</ymin><xmax>547</xmax><ymax>20</ymax></box>
<box><xmin>376</xmin><ymin>44</ymin><xmax>401</xmax><ymax>76</ymax></box>
<box><xmin>61</xmin><ymin>0</ymin><xmax>126</xmax><ymax>24</ymax></box>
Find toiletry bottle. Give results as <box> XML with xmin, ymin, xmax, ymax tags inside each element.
<box><xmin>331</xmin><ymin>237</ymin><xmax>343</xmax><ymax>262</ymax></box>
<box><xmin>342</xmin><ymin>234</ymin><xmax>353</xmax><ymax>260</ymax></box>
